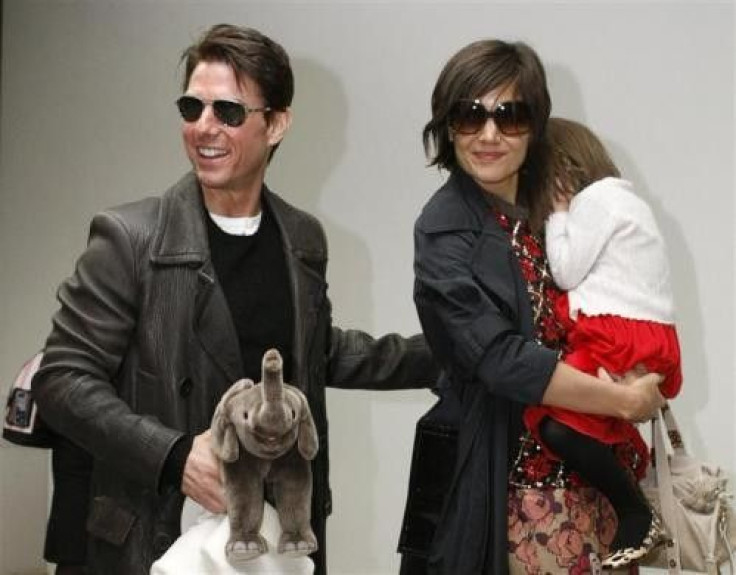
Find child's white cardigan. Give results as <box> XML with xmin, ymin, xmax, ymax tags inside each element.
<box><xmin>545</xmin><ymin>177</ymin><xmax>675</xmax><ymax>324</ymax></box>
<box><xmin>150</xmin><ymin>499</ymin><xmax>314</xmax><ymax>575</ymax></box>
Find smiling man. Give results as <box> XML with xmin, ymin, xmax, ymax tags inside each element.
<box><xmin>32</xmin><ymin>24</ymin><xmax>436</xmax><ymax>575</ymax></box>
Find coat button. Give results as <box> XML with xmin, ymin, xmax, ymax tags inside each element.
<box><xmin>153</xmin><ymin>532</ymin><xmax>173</xmax><ymax>556</ymax></box>
<box><xmin>179</xmin><ymin>378</ymin><xmax>193</xmax><ymax>397</ymax></box>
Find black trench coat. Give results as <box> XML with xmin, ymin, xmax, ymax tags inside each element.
<box><xmin>400</xmin><ymin>169</ymin><xmax>558</xmax><ymax>575</ymax></box>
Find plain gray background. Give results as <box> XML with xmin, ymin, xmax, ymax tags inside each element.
<box><xmin>1</xmin><ymin>1</ymin><xmax>734</xmax><ymax>574</ymax></box>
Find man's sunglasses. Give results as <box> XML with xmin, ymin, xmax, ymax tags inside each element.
<box><xmin>449</xmin><ymin>99</ymin><xmax>532</xmax><ymax>136</ymax></box>
<box><xmin>176</xmin><ymin>95</ymin><xmax>271</xmax><ymax>128</ymax></box>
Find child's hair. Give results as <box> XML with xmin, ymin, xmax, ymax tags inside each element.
<box><xmin>544</xmin><ymin>117</ymin><xmax>621</xmax><ymax>198</ymax></box>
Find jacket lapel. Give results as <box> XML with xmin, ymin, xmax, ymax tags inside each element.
<box><xmin>266</xmin><ymin>190</ymin><xmax>327</xmax><ymax>390</ymax></box>
<box><xmin>453</xmin><ymin>171</ymin><xmax>525</xmax><ymax>325</ymax></box>
<box><xmin>150</xmin><ymin>172</ymin><xmax>243</xmax><ymax>383</ymax></box>
<box><xmin>192</xmin><ymin>263</ymin><xmax>243</xmax><ymax>383</ymax></box>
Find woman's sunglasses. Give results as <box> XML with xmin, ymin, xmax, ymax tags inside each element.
<box><xmin>176</xmin><ymin>95</ymin><xmax>271</xmax><ymax>128</ymax></box>
<box><xmin>449</xmin><ymin>99</ymin><xmax>532</xmax><ymax>136</ymax></box>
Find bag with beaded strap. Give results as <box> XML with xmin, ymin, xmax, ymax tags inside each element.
<box><xmin>640</xmin><ymin>403</ymin><xmax>736</xmax><ymax>574</ymax></box>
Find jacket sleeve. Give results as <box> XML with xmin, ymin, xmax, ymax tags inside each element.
<box><xmin>413</xmin><ymin>221</ymin><xmax>557</xmax><ymax>406</ymax></box>
<box><xmin>32</xmin><ymin>210</ymin><xmax>183</xmax><ymax>491</ymax></box>
<box><xmin>326</xmin><ymin>327</ymin><xmax>438</xmax><ymax>391</ymax></box>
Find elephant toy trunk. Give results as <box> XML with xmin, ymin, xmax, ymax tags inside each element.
<box><xmin>261</xmin><ymin>348</ymin><xmax>284</xmax><ymax>404</ymax></box>
<box><xmin>257</xmin><ymin>348</ymin><xmax>291</xmax><ymax>435</ymax></box>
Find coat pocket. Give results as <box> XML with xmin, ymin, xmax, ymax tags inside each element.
<box><xmin>397</xmin><ymin>395</ymin><xmax>460</xmax><ymax>558</ymax></box>
<box><xmin>86</xmin><ymin>495</ymin><xmax>136</xmax><ymax>546</ymax></box>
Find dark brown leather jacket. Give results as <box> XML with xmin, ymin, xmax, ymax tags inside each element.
<box><xmin>33</xmin><ymin>172</ymin><xmax>436</xmax><ymax>574</ymax></box>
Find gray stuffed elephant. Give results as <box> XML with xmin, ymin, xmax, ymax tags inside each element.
<box><xmin>211</xmin><ymin>348</ymin><xmax>319</xmax><ymax>563</ymax></box>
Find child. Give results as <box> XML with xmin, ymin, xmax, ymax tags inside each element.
<box><xmin>523</xmin><ymin>117</ymin><xmax>682</xmax><ymax>569</ymax></box>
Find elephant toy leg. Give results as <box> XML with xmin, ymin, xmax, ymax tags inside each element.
<box><xmin>223</xmin><ymin>458</ymin><xmax>269</xmax><ymax>562</ymax></box>
<box><xmin>271</xmin><ymin>453</ymin><xmax>318</xmax><ymax>556</ymax></box>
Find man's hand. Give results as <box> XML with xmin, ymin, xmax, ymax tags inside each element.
<box><xmin>182</xmin><ymin>429</ymin><xmax>226</xmax><ymax>514</ymax></box>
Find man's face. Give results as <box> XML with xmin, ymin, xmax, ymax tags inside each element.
<box><xmin>181</xmin><ymin>60</ymin><xmax>289</xmax><ymax>203</ymax></box>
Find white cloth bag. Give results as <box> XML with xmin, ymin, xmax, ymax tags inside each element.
<box><xmin>150</xmin><ymin>499</ymin><xmax>314</xmax><ymax>575</ymax></box>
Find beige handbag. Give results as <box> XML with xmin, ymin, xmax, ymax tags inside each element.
<box><xmin>640</xmin><ymin>404</ymin><xmax>736</xmax><ymax>574</ymax></box>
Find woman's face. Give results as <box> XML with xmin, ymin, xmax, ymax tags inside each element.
<box><xmin>452</xmin><ymin>84</ymin><xmax>531</xmax><ymax>204</ymax></box>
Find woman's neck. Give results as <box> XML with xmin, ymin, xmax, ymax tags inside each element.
<box><xmin>482</xmin><ymin>177</ymin><xmax>518</xmax><ymax>206</ymax></box>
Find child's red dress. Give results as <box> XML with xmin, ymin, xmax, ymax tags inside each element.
<box><xmin>524</xmin><ymin>294</ymin><xmax>682</xmax><ymax>479</ymax></box>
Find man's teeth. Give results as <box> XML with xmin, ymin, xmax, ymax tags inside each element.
<box><xmin>199</xmin><ymin>147</ymin><xmax>226</xmax><ymax>158</ymax></box>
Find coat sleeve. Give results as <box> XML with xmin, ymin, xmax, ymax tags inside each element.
<box><xmin>291</xmin><ymin>207</ymin><xmax>439</xmax><ymax>392</ymax></box>
<box><xmin>32</xmin><ymin>209</ymin><xmax>183</xmax><ymax>491</ymax></box>
<box><xmin>413</xmin><ymin>221</ymin><xmax>557</xmax><ymax>406</ymax></box>
<box><xmin>326</xmin><ymin>327</ymin><xmax>438</xmax><ymax>391</ymax></box>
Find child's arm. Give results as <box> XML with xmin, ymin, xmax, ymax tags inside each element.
<box><xmin>545</xmin><ymin>184</ymin><xmax>618</xmax><ymax>290</ymax></box>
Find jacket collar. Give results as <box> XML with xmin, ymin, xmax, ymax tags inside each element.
<box><xmin>449</xmin><ymin>168</ymin><xmax>529</xmax><ymax>233</ymax></box>
<box><xmin>149</xmin><ymin>172</ymin><xmax>316</xmax><ymax>265</ymax></box>
<box><xmin>453</xmin><ymin>169</ymin><xmax>490</xmax><ymax>227</ymax></box>
<box><xmin>446</xmin><ymin>169</ymin><xmax>514</xmax><ymax>241</ymax></box>
<box><xmin>150</xmin><ymin>172</ymin><xmax>209</xmax><ymax>266</ymax></box>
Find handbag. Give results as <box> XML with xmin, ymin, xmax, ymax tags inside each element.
<box><xmin>3</xmin><ymin>351</ymin><xmax>57</xmax><ymax>448</ymax></box>
<box><xmin>640</xmin><ymin>403</ymin><xmax>736</xmax><ymax>574</ymax></box>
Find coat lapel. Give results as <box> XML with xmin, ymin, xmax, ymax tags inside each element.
<box><xmin>265</xmin><ymin>190</ymin><xmax>328</xmax><ymax>390</ymax></box>
<box><xmin>454</xmin><ymin>171</ymin><xmax>525</xmax><ymax>325</ymax></box>
<box><xmin>192</xmin><ymin>262</ymin><xmax>243</xmax><ymax>383</ymax></box>
<box><xmin>150</xmin><ymin>172</ymin><xmax>243</xmax><ymax>383</ymax></box>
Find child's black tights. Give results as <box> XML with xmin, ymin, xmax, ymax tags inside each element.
<box><xmin>538</xmin><ymin>416</ymin><xmax>651</xmax><ymax>550</ymax></box>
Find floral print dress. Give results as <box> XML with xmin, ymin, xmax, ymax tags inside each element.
<box><xmin>491</xmin><ymin>206</ymin><xmax>640</xmax><ymax>575</ymax></box>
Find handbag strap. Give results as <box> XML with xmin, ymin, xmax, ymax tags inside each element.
<box><xmin>654</xmin><ymin>404</ymin><xmax>736</xmax><ymax>575</ymax></box>
<box><xmin>719</xmin><ymin>500</ymin><xmax>736</xmax><ymax>574</ymax></box>
<box><xmin>659</xmin><ymin>402</ymin><xmax>687</xmax><ymax>457</ymax></box>
<box><xmin>652</xmin><ymin>406</ymin><xmax>683</xmax><ymax>574</ymax></box>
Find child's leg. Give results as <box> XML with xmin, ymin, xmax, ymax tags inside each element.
<box><xmin>537</xmin><ymin>416</ymin><xmax>651</xmax><ymax>551</ymax></box>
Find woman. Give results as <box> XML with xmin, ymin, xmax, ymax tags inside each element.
<box><xmin>399</xmin><ymin>39</ymin><xmax>664</xmax><ymax>574</ymax></box>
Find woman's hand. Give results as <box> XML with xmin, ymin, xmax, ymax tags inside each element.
<box><xmin>543</xmin><ymin>362</ymin><xmax>664</xmax><ymax>420</ymax></box>
<box><xmin>602</xmin><ymin>368</ymin><xmax>665</xmax><ymax>422</ymax></box>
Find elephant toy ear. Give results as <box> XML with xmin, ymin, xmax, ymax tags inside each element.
<box><xmin>296</xmin><ymin>392</ymin><xmax>319</xmax><ymax>461</ymax></box>
<box><xmin>235</xmin><ymin>378</ymin><xmax>255</xmax><ymax>391</ymax></box>
<box><xmin>210</xmin><ymin>379</ymin><xmax>253</xmax><ymax>462</ymax></box>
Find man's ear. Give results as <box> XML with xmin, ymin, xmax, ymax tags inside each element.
<box><xmin>267</xmin><ymin>107</ymin><xmax>292</xmax><ymax>147</ymax></box>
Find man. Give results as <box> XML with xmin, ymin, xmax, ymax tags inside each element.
<box><xmin>33</xmin><ymin>24</ymin><xmax>435</xmax><ymax>575</ymax></box>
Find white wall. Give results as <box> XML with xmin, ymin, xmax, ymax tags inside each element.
<box><xmin>1</xmin><ymin>2</ymin><xmax>733</xmax><ymax>574</ymax></box>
